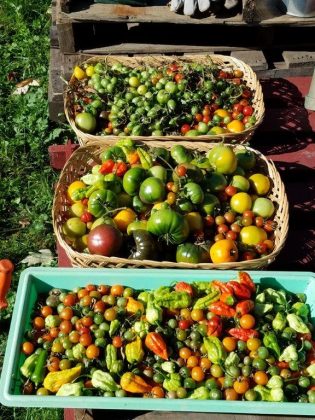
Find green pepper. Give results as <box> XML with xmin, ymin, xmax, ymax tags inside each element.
<box><xmin>279</xmin><ymin>344</ymin><xmax>298</xmax><ymax>362</ymax></box>
<box><xmin>20</xmin><ymin>353</ymin><xmax>38</xmax><ymax>378</ymax></box>
<box><xmin>56</xmin><ymin>381</ymin><xmax>83</xmax><ymax>396</ymax></box>
<box><xmin>188</xmin><ymin>386</ymin><xmax>210</xmax><ymax>400</ymax></box>
<box><xmin>151</xmin><ymin>147</ymin><xmax>170</xmax><ymax>163</ymax></box>
<box><xmin>91</xmin><ymin>370</ymin><xmax>121</xmax><ymax>391</ymax></box>
<box><xmin>183</xmin><ymin>182</ymin><xmax>204</xmax><ymax>205</ymax></box>
<box><xmin>193</xmin><ymin>289</ymin><xmax>220</xmax><ymax>309</ymax></box>
<box><xmin>254</xmin><ymin>385</ymin><xmax>284</xmax><ymax>402</ymax></box>
<box><xmin>292</xmin><ymin>302</ymin><xmax>310</xmax><ymax>321</ymax></box>
<box><xmin>224</xmin><ymin>351</ymin><xmax>240</xmax><ymax>368</ymax></box>
<box><xmin>203</xmin><ymin>337</ymin><xmax>226</xmax><ymax>365</ymax></box>
<box><xmin>272</xmin><ymin>312</ymin><xmax>286</xmax><ymax>331</ymax></box>
<box><xmin>104</xmin><ymin>173</ymin><xmax>122</xmax><ymax>194</ymax></box>
<box><xmin>105</xmin><ymin>344</ymin><xmax>123</xmax><ymax>374</ymax></box>
<box><xmin>137</xmin><ymin>148</ymin><xmax>153</xmax><ymax>169</ymax></box>
<box><xmin>109</xmin><ymin>319</ymin><xmax>120</xmax><ymax>337</ymax></box>
<box><xmin>86</xmin><ymin>180</ymin><xmax>107</xmax><ymax>198</ymax></box>
<box><xmin>263</xmin><ymin>332</ymin><xmax>281</xmax><ymax>358</ymax></box>
<box><xmin>72</xmin><ymin>343</ymin><xmax>86</xmax><ymax>360</ymax></box>
<box><xmin>163</xmin><ymin>373</ymin><xmax>181</xmax><ymax>392</ymax></box>
<box><xmin>170</xmin><ymin>145</ymin><xmax>191</xmax><ymax>164</ymax></box>
<box><xmin>101</xmin><ymin>146</ymin><xmax>125</xmax><ymax>162</ymax></box>
<box><xmin>81</xmin><ymin>173</ymin><xmax>104</xmax><ymax>186</ymax></box>
<box><xmin>70</xmin><ymin>188</ymin><xmax>87</xmax><ymax>201</ymax></box>
<box><xmin>125</xmin><ymin>336</ymin><xmax>144</xmax><ymax>364</ymax></box>
<box><xmin>133</xmin><ymin>320</ymin><xmax>150</xmax><ymax>339</ymax></box>
<box><xmin>161</xmin><ymin>361</ymin><xmax>176</xmax><ymax>374</ymax></box>
<box><xmin>154</xmin><ymin>290</ymin><xmax>191</xmax><ymax>309</ymax></box>
<box><xmin>31</xmin><ymin>349</ymin><xmax>47</xmax><ymax>387</ymax></box>
<box><xmin>88</xmin><ymin>189</ymin><xmax>118</xmax><ymax>217</ymax></box>
<box><xmin>130</xmin><ymin>230</ymin><xmax>157</xmax><ymax>261</ymax></box>
<box><xmin>287</xmin><ymin>314</ymin><xmax>310</xmax><ymax>334</ymax></box>
<box><xmin>116</xmin><ymin>138</ymin><xmax>135</xmax><ymax>148</ymax></box>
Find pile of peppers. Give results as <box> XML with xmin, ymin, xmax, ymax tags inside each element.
<box><xmin>20</xmin><ymin>272</ymin><xmax>315</xmax><ymax>403</ymax></box>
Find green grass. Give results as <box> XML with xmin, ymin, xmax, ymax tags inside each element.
<box><xmin>0</xmin><ymin>0</ymin><xmax>70</xmax><ymax>418</ymax></box>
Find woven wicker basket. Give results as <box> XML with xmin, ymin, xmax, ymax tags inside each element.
<box><xmin>64</xmin><ymin>55</ymin><xmax>265</xmax><ymax>146</ymax></box>
<box><xmin>53</xmin><ymin>140</ymin><xmax>288</xmax><ymax>270</ymax></box>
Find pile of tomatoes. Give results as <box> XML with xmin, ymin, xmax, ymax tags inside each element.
<box><xmin>61</xmin><ymin>142</ymin><xmax>278</xmax><ymax>265</ymax></box>
<box><xmin>71</xmin><ymin>60</ymin><xmax>256</xmax><ymax>137</ymax></box>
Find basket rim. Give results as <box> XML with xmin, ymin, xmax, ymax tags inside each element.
<box><xmin>53</xmin><ymin>141</ymin><xmax>289</xmax><ymax>269</ymax></box>
<box><xmin>64</xmin><ymin>54</ymin><xmax>265</xmax><ymax>143</ymax></box>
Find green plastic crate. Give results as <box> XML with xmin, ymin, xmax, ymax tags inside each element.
<box><xmin>1</xmin><ymin>268</ymin><xmax>315</xmax><ymax>414</ymax></box>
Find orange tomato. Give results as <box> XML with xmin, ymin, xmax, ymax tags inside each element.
<box><xmin>254</xmin><ymin>371</ymin><xmax>269</xmax><ymax>385</ymax></box>
<box><xmin>86</xmin><ymin>344</ymin><xmax>100</xmax><ymax>359</ymax></box>
<box><xmin>233</xmin><ymin>378</ymin><xmax>250</xmax><ymax>394</ymax></box>
<box><xmin>22</xmin><ymin>342</ymin><xmax>34</xmax><ymax>355</ymax></box>
<box><xmin>191</xmin><ymin>366</ymin><xmax>205</xmax><ymax>382</ymax></box>
<box><xmin>227</xmin><ymin>120</ymin><xmax>245</xmax><ymax>133</ymax></box>
<box><xmin>210</xmin><ymin>239</ymin><xmax>239</xmax><ymax>263</ymax></box>
<box><xmin>240</xmin><ymin>314</ymin><xmax>256</xmax><ymax>329</ymax></box>
<box><xmin>222</xmin><ymin>337</ymin><xmax>237</xmax><ymax>352</ymax></box>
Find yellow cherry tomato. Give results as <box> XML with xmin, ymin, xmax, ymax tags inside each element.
<box><xmin>113</xmin><ymin>208</ymin><xmax>137</xmax><ymax>232</ymax></box>
<box><xmin>73</xmin><ymin>66</ymin><xmax>86</xmax><ymax>80</ymax></box>
<box><xmin>185</xmin><ymin>212</ymin><xmax>204</xmax><ymax>232</ymax></box>
<box><xmin>85</xmin><ymin>65</ymin><xmax>95</xmax><ymax>77</ymax></box>
<box><xmin>209</xmin><ymin>126</ymin><xmax>226</xmax><ymax>135</ymax></box>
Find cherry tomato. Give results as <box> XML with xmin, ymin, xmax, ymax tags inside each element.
<box><xmin>234</xmin><ymin>69</ymin><xmax>244</xmax><ymax>78</ymax></box>
<box><xmin>191</xmin><ymin>366</ymin><xmax>205</xmax><ymax>382</ymax></box>
<box><xmin>218</xmin><ymin>70</ymin><xmax>228</xmax><ymax>79</ymax></box>
<box><xmin>112</xmin><ymin>336</ymin><xmax>123</xmax><ymax>348</ymax></box>
<box><xmin>191</xmin><ymin>309</ymin><xmax>204</xmax><ymax>322</ymax></box>
<box><xmin>204</xmin><ymin>215</ymin><xmax>215</xmax><ymax>227</ymax></box>
<box><xmin>222</xmin><ymin>337</ymin><xmax>237</xmax><ymax>352</ymax></box>
<box><xmin>195</xmin><ymin>113</ymin><xmax>203</xmax><ymax>122</ymax></box>
<box><xmin>187</xmin><ymin>356</ymin><xmax>199</xmax><ymax>368</ymax></box>
<box><xmin>176</xmin><ymin>165</ymin><xmax>187</xmax><ymax>177</ymax></box>
<box><xmin>233</xmin><ymin>103</ymin><xmax>244</xmax><ymax>113</ymax></box>
<box><xmin>33</xmin><ymin>317</ymin><xmax>45</xmax><ymax>329</ymax></box>
<box><xmin>178</xmin><ymin>319</ymin><xmax>192</xmax><ymax>330</ymax></box>
<box><xmin>181</xmin><ymin>124</ymin><xmax>191</xmax><ymax>135</ymax></box>
<box><xmin>47</xmin><ymin>356</ymin><xmax>60</xmax><ymax>372</ymax></box>
<box><xmin>243</xmin><ymin>105</ymin><xmax>253</xmax><ymax>116</ymax></box>
<box><xmin>64</xmin><ymin>294</ymin><xmax>76</xmax><ymax>306</ymax></box>
<box><xmin>233</xmin><ymin>378</ymin><xmax>249</xmax><ymax>394</ymax></box>
<box><xmin>175</xmin><ymin>73</ymin><xmax>184</xmax><ymax>83</ymax></box>
<box><xmin>247</xmin><ymin>338</ymin><xmax>261</xmax><ymax>351</ymax></box>
<box><xmin>240</xmin><ymin>314</ymin><xmax>256</xmax><ymax>329</ymax></box>
<box><xmin>41</xmin><ymin>306</ymin><xmax>53</xmax><ymax>318</ymax></box>
<box><xmin>59</xmin><ymin>320</ymin><xmax>72</xmax><ymax>334</ymax></box>
<box><xmin>110</xmin><ymin>285</ymin><xmax>124</xmax><ymax>296</ymax></box>
<box><xmin>224</xmin><ymin>388</ymin><xmax>239</xmax><ymax>400</ymax></box>
<box><xmin>179</xmin><ymin>347</ymin><xmax>192</xmax><ymax>360</ymax></box>
<box><xmin>226</xmin><ymin>230</ymin><xmax>238</xmax><ymax>241</ymax></box>
<box><xmin>22</xmin><ymin>342</ymin><xmax>34</xmax><ymax>355</ymax></box>
<box><xmin>80</xmin><ymin>333</ymin><xmax>93</xmax><ymax>347</ymax></box>
<box><xmin>225</xmin><ymin>185</ymin><xmax>237</xmax><ymax>197</ymax></box>
<box><xmin>60</xmin><ymin>307</ymin><xmax>73</xmax><ymax>320</ymax></box>
<box><xmin>86</xmin><ymin>344</ymin><xmax>100</xmax><ymax>359</ymax></box>
<box><xmin>242</xmin><ymin>89</ymin><xmax>252</xmax><ymax>99</ymax></box>
<box><xmin>254</xmin><ymin>371</ymin><xmax>268</xmax><ymax>385</ymax></box>
<box><xmin>151</xmin><ymin>386</ymin><xmax>165</xmax><ymax>398</ymax></box>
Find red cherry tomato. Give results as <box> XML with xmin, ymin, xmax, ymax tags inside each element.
<box><xmin>175</xmin><ymin>73</ymin><xmax>184</xmax><ymax>83</ymax></box>
<box><xmin>195</xmin><ymin>113</ymin><xmax>203</xmax><ymax>122</ymax></box>
<box><xmin>181</xmin><ymin>124</ymin><xmax>191</xmax><ymax>135</ymax></box>
<box><xmin>178</xmin><ymin>319</ymin><xmax>192</xmax><ymax>330</ymax></box>
<box><xmin>233</xmin><ymin>103</ymin><xmax>244</xmax><ymax>113</ymax></box>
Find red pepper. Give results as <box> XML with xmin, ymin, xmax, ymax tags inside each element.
<box><xmin>99</xmin><ymin>159</ymin><xmax>115</xmax><ymax>174</ymax></box>
<box><xmin>228</xmin><ymin>328</ymin><xmax>259</xmax><ymax>340</ymax></box>
<box><xmin>114</xmin><ymin>162</ymin><xmax>128</xmax><ymax>177</ymax></box>
<box><xmin>238</xmin><ymin>272</ymin><xmax>255</xmax><ymax>294</ymax></box>
<box><xmin>80</xmin><ymin>211</ymin><xmax>93</xmax><ymax>223</ymax></box>
<box><xmin>0</xmin><ymin>259</ymin><xmax>14</xmax><ymax>310</ymax></box>
<box><xmin>207</xmin><ymin>315</ymin><xmax>222</xmax><ymax>337</ymax></box>
<box><xmin>220</xmin><ymin>292</ymin><xmax>236</xmax><ymax>306</ymax></box>
<box><xmin>81</xmin><ymin>198</ymin><xmax>89</xmax><ymax>206</ymax></box>
<box><xmin>209</xmin><ymin>302</ymin><xmax>236</xmax><ymax>318</ymax></box>
<box><xmin>227</xmin><ymin>281</ymin><xmax>251</xmax><ymax>300</ymax></box>
<box><xmin>235</xmin><ymin>300</ymin><xmax>254</xmax><ymax>317</ymax></box>
<box><xmin>174</xmin><ymin>282</ymin><xmax>193</xmax><ymax>296</ymax></box>
<box><xmin>145</xmin><ymin>332</ymin><xmax>168</xmax><ymax>360</ymax></box>
<box><xmin>212</xmin><ymin>280</ymin><xmax>234</xmax><ymax>295</ymax></box>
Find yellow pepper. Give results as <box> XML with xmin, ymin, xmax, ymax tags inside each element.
<box><xmin>43</xmin><ymin>365</ymin><xmax>81</xmax><ymax>393</ymax></box>
<box><xmin>120</xmin><ymin>372</ymin><xmax>152</xmax><ymax>394</ymax></box>
<box><xmin>126</xmin><ymin>297</ymin><xmax>144</xmax><ymax>314</ymax></box>
<box><xmin>125</xmin><ymin>336</ymin><xmax>144</xmax><ymax>364</ymax></box>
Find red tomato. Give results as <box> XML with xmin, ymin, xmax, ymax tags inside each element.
<box><xmin>175</xmin><ymin>73</ymin><xmax>184</xmax><ymax>83</ymax></box>
<box><xmin>202</xmin><ymin>108</ymin><xmax>211</xmax><ymax>117</ymax></box>
<box><xmin>240</xmin><ymin>99</ymin><xmax>249</xmax><ymax>107</ymax></box>
<box><xmin>195</xmin><ymin>113</ymin><xmax>203</xmax><ymax>122</ymax></box>
<box><xmin>80</xmin><ymin>212</ymin><xmax>93</xmax><ymax>223</ymax></box>
<box><xmin>181</xmin><ymin>124</ymin><xmax>191</xmax><ymax>135</ymax></box>
<box><xmin>218</xmin><ymin>70</ymin><xmax>228</xmax><ymax>79</ymax></box>
<box><xmin>232</xmin><ymin>78</ymin><xmax>241</xmax><ymax>85</ymax></box>
<box><xmin>114</xmin><ymin>162</ymin><xmax>128</xmax><ymax>177</ymax></box>
<box><xmin>203</xmin><ymin>116</ymin><xmax>210</xmax><ymax>124</ymax></box>
<box><xmin>169</xmin><ymin>63</ymin><xmax>179</xmax><ymax>72</ymax></box>
<box><xmin>243</xmin><ymin>105</ymin><xmax>254</xmax><ymax>116</ymax></box>
<box><xmin>233</xmin><ymin>103</ymin><xmax>244</xmax><ymax>113</ymax></box>
<box><xmin>178</xmin><ymin>319</ymin><xmax>192</xmax><ymax>330</ymax></box>
<box><xmin>242</xmin><ymin>89</ymin><xmax>252</xmax><ymax>99</ymax></box>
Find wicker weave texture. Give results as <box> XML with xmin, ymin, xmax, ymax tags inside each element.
<box><xmin>53</xmin><ymin>140</ymin><xmax>288</xmax><ymax>270</ymax></box>
<box><xmin>64</xmin><ymin>55</ymin><xmax>265</xmax><ymax>146</ymax></box>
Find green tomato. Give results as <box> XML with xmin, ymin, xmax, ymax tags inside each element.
<box><xmin>123</xmin><ymin>167</ymin><xmax>146</xmax><ymax>196</ymax></box>
<box><xmin>200</xmin><ymin>193</ymin><xmax>220</xmax><ymax>216</ymax></box>
<box><xmin>63</xmin><ymin>217</ymin><xmax>86</xmax><ymax>237</ymax></box>
<box><xmin>208</xmin><ymin>145</ymin><xmax>237</xmax><ymax>174</ymax></box>
<box><xmin>165</xmin><ymin>81</ymin><xmax>177</xmax><ymax>94</ymax></box>
<box><xmin>197</xmin><ymin>122</ymin><xmax>209</xmax><ymax>134</ymax></box>
<box><xmin>176</xmin><ymin>243</ymin><xmax>202</xmax><ymax>264</ymax></box>
<box><xmin>236</xmin><ymin>149</ymin><xmax>256</xmax><ymax>170</ymax></box>
<box><xmin>231</xmin><ymin>175</ymin><xmax>250</xmax><ymax>192</ymax></box>
<box><xmin>137</xmin><ymin>84</ymin><xmax>148</xmax><ymax>95</ymax></box>
<box><xmin>185</xmin><ymin>129</ymin><xmax>199</xmax><ymax>137</ymax></box>
<box><xmin>176</xmin><ymin>198</ymin><xmax>194</xmax><ymax>213</ymax></box>
<box><xmin>148</xmin><ymin>165</ymin><xmax>167</xmax><ymax>182</ymax></box>
<box><xmin>75</xmin><ymin>112</ymin><xmax>97</xmax><ymax>133</ymax></box>
<box><xmin>252</xmin><ymin>197</ymin><xmax>275</xmax><ymax>218</ymax></box>
<box><xmin>132</xmin><ymin>195</ymin><xmax>149</xmax><ymax>213</ymax></box>
<box><xmin>167</xmin><ymin>99</ymin><xmax>177</xmax><ymax>111</ymax></box>
<box><xmin>157</xmin><ymin>89</ymin><xmax>170</xmax><ymax>105</ymax></box>
<box><xmin>203</xmin><ymin>172</ymin><xmax>227</xmax><ymax>193</ymax></box>
<box><xmin>171</xmin><ymin>145</ymin><xmax>192</xmax><ymax>165</ymax></box>
<box><xmin>139</xmin><ymin>177</ymin><xmax>166</xmax><ymax>204</ymax></box>
<box><xmin>183</xmin><ymin>182</ymin><xmax>204</xmax><ymax>204</ymax></box>
<box><xmin>147</xmin><ymin>209</ymin><xmax>189</xmax><ymax>245</ymax></box>
<box><xmin>88</xmin><ymin>190</ymin><xmax>118</xmax><ymax>218</ymax></box>
<box><xmin>129</xmin><ymin>76</ymin><xmax>140</xmax><ymax>87</ymax></box>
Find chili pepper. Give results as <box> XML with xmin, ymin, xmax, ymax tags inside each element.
<box><xmin>99</xmin><ymin>159</ymin><xmax>115</xmax><ymax>174</ymax></box>
<box><xmin>109</xmin><ymin>319</ymin><xmax>121</xmax><ymax>337</ymax></box>
<box><xmin>114</xmin><ymin>161</ymin><xmax>128</xmax><ymax>177</ymax></box>
<box><xmin>31</xmin><ymin>349</ymin><xmax>48</xmax><ymax>387</ymax></box>
<box><xmin>106</xmin><ymin>344</ymin><xmax>123</xmax><ymax>374</ymax></box>
<box><xmin>126</xmin><ymin>297</ymin><xmax>144</xmax><ymax>314</ymax></box>
<box><xmin>209</xmin><ymin>301</ymin><xmax>236</xmax><ymax>318</ymax></box>
<box><xmin>220</xmin><ymin>292</ymin><xmax>236</xmax><ymax>306</ymax></box>
<box><xmin>276</xmin><ymin>361</ymin><xmax>289</xmax><ymax>369</ymax></box>
<box><xmin>228</xmin><ymin>328</ymin><xmax>259</xmax><ymax>340</ymax></box>
<box><xmin>207</xmin><ymin>315</ymin><xmax>222</xmax><ymax>337</ymax></box>
<box><xmin>43</xmin><ymin>365</ymin><xmax>81</xmax><ymax>393</ymax></box>
<box><xmin>125</xmin><ymin>336</ymin><xmax>144</xmax><ymax>364</ymax></box>
<box><xmin>193</xmin><ymin>289</ymin><xmax>220</xmax><ymax>310</ymax></box>
<box><xmin>263</xmin><ymin>332</ymin><xmax>281</xmax><ymax>358</ymax></box>
<box><xmin>91</xmin><ymin>370</ymin><xmax>120</xmax><ymax>392</ymax></box>
<box><xmin>127</xmin><ymin>151</ymin><xmax>140</xmax><ymax>165</ymax></box>
<box><xmin>80</xmin><ymin>211</ymin><xmax>93</xmax><ymax>223</ymax></box>
<box><xmin>235</xmin><ymin>300</ymin><xmax>254</xmax><ymax>317</ymax></box>
<box><xmin>212</xmin><ymin>280</ymin><xmax>234</xmax><ymax>295</ymax></box>
<box><xmin>0</xmin><ymin>259</ymin><xmax>14</xmax><ymax>310</ymax></box>
<box><xmin>120</xmin><ymin>372</ymin><xmax>152</xmax><ymax>394</ymax></box>
<box><xmin>174</xmin><ymin>281</ymin><xmax>193</xmax><ymax>296</ymax></box>
<box><xmin>227</xmin><ymin>281</ymin><xmax>251</xmax><ymax>300</ymax></box>
<box><xmin>145</xmin><ymin>332</ymin><xmax>168</xmax><ymax>360</ymax></box>
<box><xmin>238</xmin><ymin>271</ymin><xmax>255</xmax><ymax>293</ymax></box>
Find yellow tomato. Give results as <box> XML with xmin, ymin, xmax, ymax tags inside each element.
<box><xmin>85</xmin><ymin>65</ymin><xmax>95</xmax><ymax>77</ymax></box>
<box><xmin>209</xmin><ymin>126</ymin><xmax>226</xmax><ymax>135</ymax></box>
<box><xmin>73</xmin><ymin>66</ymin><xmax>86</xmax><ymax>80</ymax></box>
<box><xmin>249</xmin><ymin>173</ymin><xmax>270</xmax><ymax>196</ymax></box>
<box><xmin>70</xmin><ymin>202</ymin><xmax>86</xmax><ymax>217</ymax></box>
<box><xmin>240</xmin><ymin>226</ymin><xmax>267</xmax><ymax>246</ymax></box>
<box><xmin>214</xmin><ymin>109</ymin><xmax>231</xmax><ymax>118</ymax></box>
<box><xmin>152</xmin><ymin>202</ymin><xmax>165</xmax><ymax>211</ymax></box>
<box><xmin>113</xmin><ymin>208</ymin><xmax>137</xmax><ymax>232</ymax></box>
<box><xmin>227</xmin><ymin>120</ymin><xmax>245</xmax><ymax>133</ymax></box>
<box><xmin>210</xmin><ymin>239</ymin><xmax>238</xmax><ymax>263</ymax></box>
<box><xmin>67</xmin><ymin>180</ymin><xmax>86</xmax><ymax>202</ymax></box>
<box><xmin>230</xmin><ymin>192</ymin><xmax>252</xmax><ymax>214</ymax></box>
<box><xmin>185</xmin><ymin>212</ymin><xmax>204</xmax><ymax>232</ymax></box>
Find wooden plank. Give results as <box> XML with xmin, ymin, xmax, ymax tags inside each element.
<box><xmin>282</xmin><ymin>51</ymin><xmax>315</xmax><ymax>68</ymax></box>
<box><xmin>56</xmin><ymin>1</ymin><xmax>315</xmax><ymax>26</ymax></box>
<box><xmin>231</xmin><ymin>50</ymin><xmax>268</xmax><ymax>70</ymax></box>
<box><xmin>56</xmin><ymin>21</ymin><xmax>75</xmax><ymax>53</ymax></box>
